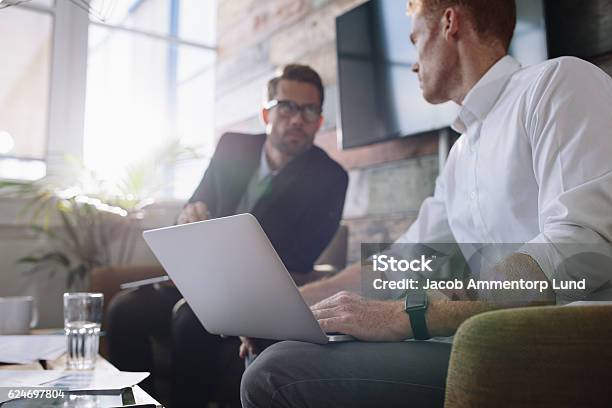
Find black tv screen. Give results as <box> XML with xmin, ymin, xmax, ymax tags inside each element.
<box><xmin>336</xmin><ymin>0</ymin><xmax>549</xmax><ymax>149</ymax></box>
<box><xmin>545</xmin><ymin>0</ymin><xmax>612</xmax><ymax>60</ymax></box>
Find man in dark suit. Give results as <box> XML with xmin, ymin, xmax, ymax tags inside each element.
<box><xmin>105</xmin><ymin>64</ymin><xmax>348</xmax><ymax>407</ymax></box>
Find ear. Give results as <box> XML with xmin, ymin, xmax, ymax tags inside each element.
<box><xmin>442</xmin><ymin>7</ymin><xmax>460</xmax><ymax>41</ymax></box>
<box><xmin>261</xmin><ymin>108</ymin><xmax>270</xmax><ymax>125</ymax></box>
<box><xmin>317</xmin><ymin>115</ymin><xmax>324</xmax><ymax>129</ymax></box>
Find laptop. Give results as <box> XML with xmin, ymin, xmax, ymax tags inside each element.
<box><xmin>142</xmin><ymin>213</ymin><xmax>352</xmax><ymax>344</ymax></box>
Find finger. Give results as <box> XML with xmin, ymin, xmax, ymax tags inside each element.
<box><xmin>310</xmin><ymin>300</ymin><xmax>338</xmax><ymax>312</ymax></box>
<box><xmin>178</xmin><ymin>205</ymin><xmax>195</xmax><ymax>224</ymax></box>
<box><xmin>177</xmin><ymin>209</ymin><xmax>189</xmax><ymax>224</ymax></box>
<box><xmin>311</xmin><ymin>293</ymin><xmax>344</xmax><ymax>311</ymax></box>
<box><xmin>246</xmin><ymin>340</ymin><xmax>257</xmax><ymax>355</ymax></box>
<box><xmin>185</xmin><ymin>204</ymin><xmax>199</xmax><ymax>220</ymax></box>
<box><xmin>180</xmin><ymin>216</ymin><xmax>195</xmax><ymax>225</ymax></box>
<box><xmin>318</xmin><ymin>317</ymin><xmax>350</xmax><ymax>335</ymax></box>
<box><xmin>193</xmin><ymin>202</ymin><xmax>209</xmax><ymax>219</ymax></box>
<box><xmin>312</xmin><ymin>306</ymin><xmax>344</xmax><ymax>320</ymax></box>
<box><xmin>311</xmin><ymin>291</ymin><xmax>356</xmax><ymax>311</ymax></box>
<box><xmin>239</xmin><ymin>343</ymin><xmax>247</xmax><ymax>359</ymax></box>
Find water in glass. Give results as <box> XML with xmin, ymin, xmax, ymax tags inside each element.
<box><xmin>63</xmin><ymin>293</ymin><xmax>103</xmax><ymax>370</ymax></box>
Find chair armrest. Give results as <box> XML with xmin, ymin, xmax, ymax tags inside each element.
<box><xmin>89</xmin><ymin>265</ymin><xmax>166</xmax><ymax>312</ymax></box>
<box><xmin>314</xmin><ymin>224</ymin><xmax>348</xmax><ymax>272</ymax></box>
<box><xmin>445</xmin><ymin>305</ymin><xmax>612</xmax><ymax>408</ymax></box>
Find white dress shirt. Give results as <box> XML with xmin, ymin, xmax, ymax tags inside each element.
<box><xmin>396</xmin><ymin>55</ymin><xmax>612</xmax><ymax>300</ymax></box>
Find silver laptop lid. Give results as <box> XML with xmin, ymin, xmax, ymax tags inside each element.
<box><xmin>143</xmin><ymin>213</ymin><xmax>328</xmax><ymax>344</ymax></box>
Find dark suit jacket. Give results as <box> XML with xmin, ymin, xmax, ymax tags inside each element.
<box><xmin>188</xmin><ymin>132</ymin><xmax>349</xmax><ymax>273</ymax></box>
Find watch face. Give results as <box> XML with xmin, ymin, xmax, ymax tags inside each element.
<box><xmin>405</xmin><ymin>290</ymin><xmax>428</xmax><ymax>311</ymax></box>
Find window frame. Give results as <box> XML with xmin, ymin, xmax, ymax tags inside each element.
<box><xmin>6</xmin><ymin>0</ymin><xmax>217</xmax><ymax>189</ymax></box>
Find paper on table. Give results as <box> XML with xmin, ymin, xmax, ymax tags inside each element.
<box><xmin>40</xmin><ymin>370</ymin><xmax>149</xmax><ymax>391</ymax></box>
<box><xmin>0</xmin><ymin>371</ymin><xmax>66</xmax><ymax>404</ymax></box>
<box><xmin>0</xmin><ymin>370</ymin><xmax>65</xmax><ymax>387</ymax></box>
<box><xmin>0</xmin><ymin>370</ymin><xmax>149</xmax><ymax>403</ymax></box>
<box><xmin>0</xmin><ymin>335</ymin><xmax>66</xmax><ymax>364</ymax></box>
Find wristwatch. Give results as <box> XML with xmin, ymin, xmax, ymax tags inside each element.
<box><xmin>404</xmin><ymin>290</ymin><xmax>431</xmax><ymax>340</ymax></box>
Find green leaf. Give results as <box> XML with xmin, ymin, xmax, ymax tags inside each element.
<box><xmin>58</xmin><ymin>210</ymin><xmax>85</xmax><ymax>259</ymax></box>
<box><xmin>19</xmin><ymin>190</ymin><xmax>50</xmax><ymax>217</ymax></box>
<box><xmin>17</xmin><ymin>256</ymin><xmax>43</xmax><ymax>264</ymax></box>
<box><xmin>20</xmin><ymin>257</ymin><xmax>70</xmax><ymax>277</ymax></box>
<box><xmin>29</xmin><ymin>225</ymin><xmax>76</xmax><ymax>254</ymax></box>
<box><xmin>25</xmin><ymin>193</ymin><xmax>56</xmax><ymax>226</ymax></box>
<box><xmin>18</xmin><ymin>251</ymin><xmax>71</xmax><ymax>267</ymax></box>
<box><xmin>43</xmin><ymin>251</ymin><xmax>71</xmax><ymax>267</ymax></box>
<box><xmin>0</xmin><ymin>180</ymin><xmax>37</xmax><ymax>195</ymax></box>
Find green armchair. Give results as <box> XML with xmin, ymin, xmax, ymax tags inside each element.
<box><xmin>445</xmin><ymin>304</ymin><xmax>612</xmax><ymax>408</ymax></box>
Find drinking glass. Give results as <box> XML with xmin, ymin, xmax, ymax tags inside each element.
<box><xmin>63</xmin><ymin>292</ymin><xmax>103</xmax><ymax>370</ymax></box>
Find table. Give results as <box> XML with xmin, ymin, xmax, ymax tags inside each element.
<box><xmin>0</xmin><ymin>354</ymin><xmax>162</xmax><ymax>407</ymax></box>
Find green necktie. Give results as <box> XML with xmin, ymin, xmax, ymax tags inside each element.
<box><xmin>236</xmin><ymin>173</ymin><xmax>273</xmax><ymax>214</ymax></box>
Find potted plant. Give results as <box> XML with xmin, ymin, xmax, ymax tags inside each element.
<box><xmin>0</xmin><ymin>178</ymin><xmax>145</xmax><ymax>290</ymax></box>
<box><xmin>0</xmin><ymin>140</ymin><xmax>201</xmax><ymax>290</ymax></box>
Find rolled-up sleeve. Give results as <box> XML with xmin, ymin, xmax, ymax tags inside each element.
<box><xmin>518</xmin><ymin>57</ymin><xmax>612</xmax><ymax>301</ymax></box>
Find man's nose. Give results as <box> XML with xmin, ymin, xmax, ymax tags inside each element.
<box><xmin>288</xmin><ymin>110</ymin><xmax>305</xmax><ymax>125</ymax></box>
<box><xmin>412</xmin><ymin>62</ymin><xmax>419</xmax><ymax>73</ymax></box>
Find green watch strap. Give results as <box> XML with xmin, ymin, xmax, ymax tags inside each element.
<box><xmin>404</xmin><ymin>291</ymin><xmax>431</xmax><ymax>340</ymax></box>
<box><xmin>407</xmin><ymin>307</ymin><xmax>430</xmax><ymax>340</ymax></box>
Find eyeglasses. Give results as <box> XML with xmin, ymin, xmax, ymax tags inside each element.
<box><xmin>265</xmin><ymin>99</ymin><xmax>322</xmax><ymax>123</ymax></box>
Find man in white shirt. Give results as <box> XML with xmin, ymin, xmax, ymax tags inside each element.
<box><xmin>240</xmin><ymin>0</ymin><xmax>612</xmax><ymax>406</ymax></box>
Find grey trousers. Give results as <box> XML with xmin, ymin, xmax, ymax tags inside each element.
<box><xmin>241</xmin><ymin>340</ymin><xmax>452</xmax><ymax>408</ymax></box>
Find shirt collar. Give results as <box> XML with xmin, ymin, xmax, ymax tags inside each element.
<box><xmin>258</xmin><ymin>146</ymin><xmax>277</xmax><ymax>179</ymax></box>
<box><xmin>452</xmin><ymin>55</ymin><xmax>521</xmax><ymax>133</ymax></box>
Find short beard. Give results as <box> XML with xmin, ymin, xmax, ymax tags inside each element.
<box><xmin>276</xmin><ymin>139</ymin><xmax>310</xmax><ymax>158</ymax></box>
<box><xmin>271</xmin><ymin>131</ymin><xmax>313</xmax><ymax>158</ymax></box>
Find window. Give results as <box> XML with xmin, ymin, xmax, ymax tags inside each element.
<box><xmin>1</xmin><ymin>0</ymin><xmax>217</xmax><ymax>200</ymax></box>
<box><xmin>0</xmin><ymin>4</ymin><xmax>52</xmax><ymax>180</ymax></box>
<box><xmin>84</xmin><ymin>0</ymin><xmax>217</xmax><ymax>199</ymax></box>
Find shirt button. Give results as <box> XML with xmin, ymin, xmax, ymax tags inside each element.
<box><xmin>470</xmin><ymin>191</ymin><xmax>476</xmax><ymax>200</ymax></box>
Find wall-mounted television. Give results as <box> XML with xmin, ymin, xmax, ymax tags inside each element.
<box><xmin>544</xmin><ymin>0</ymin><xmax>612</xmax><ymax>60</ymax></box>
<box><xmin>336</xmin><ymin>0</ymin><xmax>549</xmax><ymax>149</ymax></box>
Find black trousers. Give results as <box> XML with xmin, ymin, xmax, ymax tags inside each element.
<box><xmin>105</xmin><ymin>286</ymin><xmax>244</xmax><ymax>407</ymax></box>
<box><xmin>105</xmin><ymin>286</ymin><xmax>182</xmax><ymax>396</ymax></box>
<box><xmin>171</xmin><ymin>300</ymin><xmax>244</xmax><ymax>407</ymax></box>
<box><xmin>241</xmin><ymin>340</ymin><xmax>452</xmax><ymax>408</ymax></box>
